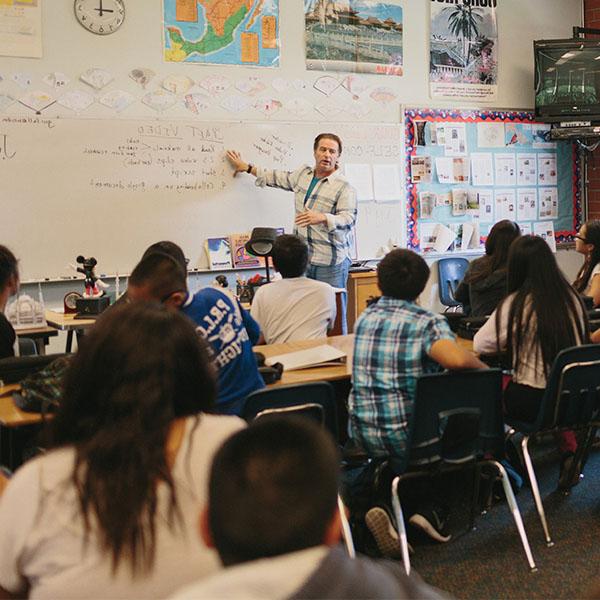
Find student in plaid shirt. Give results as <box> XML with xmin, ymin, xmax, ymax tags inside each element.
<box><xmin>348</xmin><ymin>249</ymin><xmax>485</xmax><ymax>553</ymax></box>
<box><xmin>226</xmin><ymin>134</ymin><xmax>357</xmax><ymax>332</ymax></box>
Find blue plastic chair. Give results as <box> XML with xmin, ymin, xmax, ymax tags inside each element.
<box><xmin>389</xmin><ymin>369</ymin><xmax>536</xmax><ymax>574</ymax></box>
<box><xmin>506</xmin><ymin>344</ymin><xmax>600</xmax><ymax>547</ymax></box>
<box><xmin>437</xmin><ymin>257</ymin><xmax>469</xmax><ymax>310</ymax></box>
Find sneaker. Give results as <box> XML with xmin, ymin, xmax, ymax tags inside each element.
<box><xmin>558</xmin><ymin>453</ymin><xmax>582</xmax><ymax>490</ymax></box>
<box><xmin>408</xmin><ymin>506</ymin><xmax>451</xmax><ymax>543</ymax></box>
<box><xmin>365</xmin><ymin>506</ymin><xmax>413</xmax><ymax>558</ymax></box>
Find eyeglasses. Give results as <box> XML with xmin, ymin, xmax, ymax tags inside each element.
<box><xmin>575</xmin><ymin>235</ymin><xmax>589</xmax><ymax>242</ymax></box>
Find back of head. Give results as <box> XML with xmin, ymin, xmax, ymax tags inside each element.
<box><xmin>0</xmin><ymin>245</ymin><xmax>18</xmax><ymax>292</ymax></box>
<box><xmin>141</xmin><ymin>241</ymin><xmax>187</xmax><ymax>274</ymax></box>
<box><xmin>129</xmin><ymin>252</ymin><xmax>187</xmax><ymax>301</ymax></box>
<box><xmin>271</xmin><ymin>234</ymin><xmax>308</xmax><ymax>278</ymax></box>
<box><xmin>208</xmin><ymin>417</ymin><xmax>339</xmax><ymax>566</ymax></box>
<box><xmin>377</xmin><ymin>249</ymin><xmax>429</xmax><ymax>301</ymax></box>
<box><xmin>507</xmin><ymin>234</ymin><xmax>560</xmax><ymax>294</ymax></box>
<box><xmin>51</xmin><ymin>302</ymin><xmax>216</xmax><ymax>572</ymax></box>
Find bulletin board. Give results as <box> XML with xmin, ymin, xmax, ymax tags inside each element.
<box><xmin>404</xmin><ymin>108</ymin><xmax>582</xmax><ymax>252</ymax></box>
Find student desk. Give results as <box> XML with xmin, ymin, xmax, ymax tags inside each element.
<box><xmin>255</xmin><ymin>335</ymin><xmax>354</xmax><ymax>387</ymax></box>
<box><xmin>16</xmin><ymin>326</ymin><xmax>58</xmax><ymax>355</ymax></box>
<box><xmin>0</xmin><ymin>384</ymin><xmax>46</xmax><ymax>470</ymax></box>
<box><xmin>45</xmin><ymin>310</ymin><xmax>97</xmax><ymax>353</ymax></box>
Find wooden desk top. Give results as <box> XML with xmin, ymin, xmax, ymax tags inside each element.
<box><xmin>45</xmin><ymin>310</ymin><xmax>97</xmax><ymax>331</ymax></box>
<box><xmin>256</xmin><ymin>335</ymin><xmax>354</xmax><ymax>387</ymax></box>
<box><xmin>0</xmin><ymin>385</ymin><xmax>45</xmax><ymax>427</ymax></box>
<box><xmin>15</xmin><ymin>325</ymin><xmax>58</xmax><ymax>338</ymax></box>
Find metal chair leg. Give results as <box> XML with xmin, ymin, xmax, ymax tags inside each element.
<box><xmin>337</xmin><ymin>495</ymin><xmax>355</xmax><ymax>558</ymax></box>
<box><xmin>521</xmin><ymin>436</ymin><xmax>554</xmax><ymax>547</ymax></box>
<box><xmin>490</xmin><ymin>460</ymin><xmax>538</xmax><ymax>572</ymax></box>
<box><xmin>391</xmin><ymin>476</ymin><xmax>411</xmax><ymax>576</ymax></box>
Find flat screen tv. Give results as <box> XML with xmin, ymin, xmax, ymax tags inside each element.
<box><xmin>534</xmin><ymin>38</ymin><xmax>600</xmax><ymax>122</ymax></box>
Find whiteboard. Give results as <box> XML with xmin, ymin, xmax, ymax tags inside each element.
<box><xmin>0</xmin><ymin>116</ymin><xmax>403</xmax><ymax>280</ymax></box>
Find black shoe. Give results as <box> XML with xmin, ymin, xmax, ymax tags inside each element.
<box><xmin>408</xmin><ymin>505</ymin><xmax>451</xmax><ymax>543</ymax></box>
<box><xmin>558</xmin><ymin>453</ymin><xmax>582</xmax><ymax>490</ymax></box>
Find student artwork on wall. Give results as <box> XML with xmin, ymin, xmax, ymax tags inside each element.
<box><xmin>405</xmin><ymin>107</ymin><xmax>581</xmax><ymax>254</ymax></box>
<box><xmin>429</xmin><ymin>1</ymin><xmax>498</xmax><ymax>100</ymax></box>
<box><xmin>305</xmin><ymin>0</ymin><xmax>403</xmax><ymax>76</ymax></box>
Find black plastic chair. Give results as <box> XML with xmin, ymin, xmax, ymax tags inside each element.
<box><xmin>243</xmin><ymin>381</ymin><xmax>339</xmax><ymax>440</ymax></box>
<box><xmin>506</xmin><ymin>344</ymin><xmax>600</xmax><ymax>547</ymax></box>
<box><xmin>389</xmin><ymin>369</ymin><xmax>536</xmax><ymax>574</ymax></box>
<box><xmin>243</xmin><ymin>381</ymin><xmax>353</xmax><ymax>557</ymax></box>
<box><xmin>437</xmin><ymin>257</ymin><xmax>469</xmax><ymax>311</ymax></box>
<box><xmin>0</xmin><ymin>354</ymin><xmax>68</xmax><ymax>385</ymax></box>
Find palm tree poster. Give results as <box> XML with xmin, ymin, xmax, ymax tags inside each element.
<box><xmin>305</xmin><ymin>1</ymin><xmax>403</xmax><ymax>76</ymax></box>
<box><xmin>430</xmin><ymin>1</ymin><xmax>498</xmax><ymax>99</ymax></box>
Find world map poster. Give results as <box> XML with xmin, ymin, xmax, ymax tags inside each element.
<box><xmin>163</xmin><ymin>0</ymin><xmax>280</xmax><ymax>67</ymax></box>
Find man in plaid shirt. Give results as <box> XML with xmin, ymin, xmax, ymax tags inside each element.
<box><xmin>348</xmin><ymin>249</ymin><xmax>486</xmax><ymax>551</ymax></box>
<box><xmin>226</xmin><ymin>134</ymin><xmax>357</xmax><ymax>331</ymax></box>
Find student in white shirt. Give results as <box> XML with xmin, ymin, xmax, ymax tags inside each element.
<box><xmin>573</xmin><ymin>220</ymin><xmax>600</xmax><ymax>306</ymax></box>
<box><xmin>251</xmin><ymin>234</ymin><xmax>336</xmax><ymax>344</ymax></box>
<box><xmin>0</xmin><ymin>302</ymin><xmax>244</xmax><ymax>599</ymax></box>
<box><xmin>474</xmin><ymin>235</ymin><xmax>589</xmax><ymax>489</ymax></box>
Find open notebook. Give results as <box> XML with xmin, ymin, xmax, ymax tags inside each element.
<box><xmin>265</xmin><ymin>345</ymin><xmax>347</xmax><ymax>371</ymax></box>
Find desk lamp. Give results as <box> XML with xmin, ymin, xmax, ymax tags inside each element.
<box><xmin>245</xmin><ymin>227</ymin><xmax>278</xmax><ymax>282</ymax></box>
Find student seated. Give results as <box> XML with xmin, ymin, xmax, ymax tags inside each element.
<box><xmin>573</xmin><ymin>220</ymin><xmax>600</xmax><ymax>307</ymax></box>
<box><xmin>0</xmin><ymin>303</ymin><xmax>244</xmax><ymax>599</ymax></box>
<box><xmin>127</xmin><ymin>253</ymin><xmax>264</xmax><ymax>415</ymax></box>
<box><xmin>0</xmin><ymin>245</ymin><xmax>19</xmax><ymax>360</ymax></box>
<box><xmin>454</xmin><ymin>220</ymin><xmax>521</xmax><ymax>317</ymax></box>
<box><xmin>348</xmin><ymin>249</ymin><xmax>486</xmax><ymax>550</ymax></box>
<box><xmin>251</xmin><ymin>234</ymin><xmax>336</xmax><ymax>344</ymax></box>
<box><xmin>172</xmin><ymin>417</ymin><xmax>447</xmax><ymax>600</ymax></box>
<box><xmin>474</xmin><ymin>235</ymin><xmax>589</xmax><ymax>488</ymax></box>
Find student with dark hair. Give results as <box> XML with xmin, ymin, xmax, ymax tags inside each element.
<box><xmin>573</xmin><ymin>220</ymin><xmax>600</xmax><ymax>306</ymax></box>
<box><xmin>474</xmin><ymin>235</ymin><xmax>589</xmax><ymax>488</ymax></box>
<box><xmin>141</xmin><ymin>240</ymin><xmax>188</xmax><ymax>273</ymax></box>
<box><xmin>0</xmin><ymin>245</ymin><xmax>19</xmax><ymax>359</ymax></box>
<box><xmin>172</xmin><ymin>417</ymin><xmax>447</xmax><ymax>600</ymax></box>
<box><xmin>348</xmin><ymin>249</ymin><xmax>485</xmax><ymax>550</ymax></box>
<box><xmin>251</xmin><ymin>234</ymin><xmax>336</xmax><ymax>343</ymax></box>
<box><xmin>128</xmin><ymin>253</ymin><xmax>264</xmax><ymax>415</ymax></box>
<box><xmin>454</xmin><ymin>220</ymin><xmax>521</xmax><ymax>316</ymax></box>
<box><xmin>0</xmin><ymin>303</ymin><xmax>244</xmax><ymax>598</ymax></box>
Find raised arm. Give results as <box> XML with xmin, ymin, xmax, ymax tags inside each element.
<box><xmin>225</xmin><ymin>150</ymin><xmax>256</xmax><ymax>177</ymax></box>
<box><xmin>225</xmin><ymin>149</ymin><xmax>302</xmax><ymax>192</ymax></box>
<box><xmin>428</xmin><ymin>339</ymin><xmax>487</xmax><ymax>370</ymax></box>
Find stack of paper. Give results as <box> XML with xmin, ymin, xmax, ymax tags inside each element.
<box><xmin>265</xmin><ymin>345</ymin><xmax>346</xmax><ymax>371</ymax></box>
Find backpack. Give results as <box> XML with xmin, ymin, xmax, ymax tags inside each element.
<box><xmin>12</xmin><ymin>355</ymin><xmax>72</xmax><ymax>414</ymax></box>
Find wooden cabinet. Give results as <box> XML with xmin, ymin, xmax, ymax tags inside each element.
<box><xmin>346</xmin><ymin>272</ymin><xmax>380</xmax><ymax>332</ymax></box>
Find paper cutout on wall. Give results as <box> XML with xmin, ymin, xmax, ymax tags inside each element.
<box><xmin>199</xmin><ymin>75</ymin><xmax>231</xmax><ymax>96</ymax></box>
<box><xmin>369</xmin><ymin>87</ymin><xmax>397</xmax><ymax>103</ymax></box>
<box><xmin>12</xmin><ymin>72</ymin><xmax>32</xmax><ymax>88</ymax></box>
<box><xmin>220</xmin><ymin>95</ymin><xmax>252</xmax><ymax>113</ymax></box>
<box><xmin>253</xmin><ymin>98</ymin><xmax>282</xmax><ymax>116</ymax></box>
<box><xmin>129</xmin><ymin>68</ymin><xmax>155</xmax><ymax>89</ymax></box>
<box><xmin>184</xmin><ymin>93</ymin><xmax>210</xmax><ymax>115</ymax></box>
<box><xmin>235</xmin><ymin>77</ymin><xmax>267</xmax><ymax>96</ymax></box>
<box><xmin>286</xmin><ymin>97</ymin><xmax>312</xmax><ymax>117</ymax></box>
<box><xmin>162</xmin><ymin>75</ymin><xmax>194</xmax><ymax>95</ymax></box>
<box><xmin>19</xmin><ymin>91</ymin><xmax>55</xmax><ymax>114</ymax></box>
<box><xmin>42</xmin><ymin>72</ymin><xmax>70</xmax><ymax>89</ymax></box>
<box><xmin>0</xmin><ymin>93</ymin><xmax>15</xmax><ymax>112</ymax></box>
<box><xmin>99</xmin><ymin>90</ymin><xmax>135</xmax><ymax>112</ymax></box>
<box><xmin>313</xmin><ymin>76</ymin><xmax>340</xmax><ymax>96</ymax></box>
<box><xmin>141</xmin><ymin>89</ymin><xmax>177</xmax><ymax>112</ymax></box>
<box><xmin>80</xmin><ymin>68</ymin><xmax>114</xmax><ymax>90</ymax></box>
<box><xmin>58</xmin><ymin>90</ymin><xmax>95</xmax><ymax>113</ymax></box>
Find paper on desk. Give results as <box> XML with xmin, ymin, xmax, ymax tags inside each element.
<box><xmin>265</xmin><ymin>345</ymin><xmax>346</xmax><ymax>371</ymax></box>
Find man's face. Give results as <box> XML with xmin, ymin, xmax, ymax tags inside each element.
<box><xmin>313</xmin><ymin>138</ymin><xmax>340</xmax><ymax>176</ymax></box>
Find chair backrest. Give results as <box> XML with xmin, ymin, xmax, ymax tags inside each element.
<box><xmin>254</xmin><ymin>403</ymin><xmax>325</xmax><ymax>425</ymax></box>
<box><xmin>18</xmin><ymin>337</ymin><xmax>38</xmax><ymax>357</ymax></box>
<box><xmin>535</xmin><ymin>344</ymin><xmax>600</xmax><ymax>430</ymax></box>
<box><xmin>391</xmin><ymin>369</ymin><xmax>504</xmax><ymax>474</ymax></box>
<box><xmin>0</xmin><ymin>354</ymin><xmax>68</xmax><ymax>384</ymax></box>
<box><xmin>243</xmin><ymin>382</ymin><xmax>339</xmax><ymax>440</ymax></box>
<box><xmin>437</xmin><ymin>257</ymin><xmax>469</xmax><ymax>308</ymax></box>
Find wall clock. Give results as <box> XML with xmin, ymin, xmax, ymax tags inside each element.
<box><xmin>74</xmin><ymin>0</ymin><xmax>125</xmax><ymax>35</ymax></box>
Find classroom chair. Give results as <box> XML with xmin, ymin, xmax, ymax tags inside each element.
<box><xmin>18</xmin><ymin>338</ymin><xmax>38</xmax><ymax>357</ymax></box>
<box><xmin>243</xmin><ymin>381</ymin><xmax>354</xmax><ymax>558</ymax></box>
<box><xmin>388</xmin><ymin>369</ymin><xmax>536</xmax><ymax>575</ymax></box>
<box><xmin>437</xmin><ymin>257</ymin><xmax>469</xmax><ymax>310</ymax></box>
<box><xmin>506</xmin><ymin>344</ymin><xmax>600</xmax><ymax>547</ymax></box>
<box><xmin>243</xmin><ymin>381</ymin><xmax>339</xmax><ymax>440</ymax></box>
<box><xmin>0</xmin><ymin>354</ymin><xmax>67</xmax><ymax>385</ymax></box>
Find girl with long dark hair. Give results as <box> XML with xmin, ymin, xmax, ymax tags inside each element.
<box><xmin>473</xmin><ymin>236</ymin><xmax>589</xmax><ymax>487</ymax></box>
<box><xmin>0</xmin><ymin>245</ymin><xmax>19</xmax><ymax>359</ymax></box>
<box><xmin>0</xmin><ymin>302</ymin><xmax>244</xmax><ymax>598</ymax></box>
<box><xmin>573</xmin><ymin>219</ymin><xmax>600</xmax><ymax>306</ymax></box>
<box><xmin>454</xmin><ymin>220</ymin><xmax>521</xmax><ymax>316</ymax></box>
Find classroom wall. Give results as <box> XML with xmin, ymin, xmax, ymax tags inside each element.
<box><xmin>4</xmin><ymin>0</ymin><xmax>585</xmax><ymax>326</ymax></box>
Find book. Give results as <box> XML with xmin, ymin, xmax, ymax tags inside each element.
<box><xmin>265</xmin><ymin>345</ymin><xmax>346</xmax><ymax>371</ymax></box>
<box><xmin>205</xmin><ymin>237</ymin><xmax>232</xmax><ymax>270</ymax></box>
<box><xmin>230</xmin><ymin>233</ymin><xmax>262</xmax><ymax>268</ymax></box>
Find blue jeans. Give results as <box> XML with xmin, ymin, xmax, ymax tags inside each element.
<box><xmin>306</xmin><ymin>257</ymin><xmax>351</xmax><ymax>334</ymax></box>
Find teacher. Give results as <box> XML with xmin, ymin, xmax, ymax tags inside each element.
<box><xmin>226</xmin><ymin>133</ymin><xmax>357</xmax><ymax>332</ymax></box>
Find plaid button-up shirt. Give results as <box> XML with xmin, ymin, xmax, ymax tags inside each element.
<box><xmin>348</xmin><ymin>297</ymin><xmax>454</xmax><ymax>459</ymax></box>
<box><xmin>255</xmin><ymin>165</ymin><xmax>357</xmax><ymax>266</ymax></box>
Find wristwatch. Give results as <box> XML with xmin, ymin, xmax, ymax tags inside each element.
<box><xmin>246</xmin><ymin>163</ymin><xmax>253</xmax><ymax>174</ymax></box>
